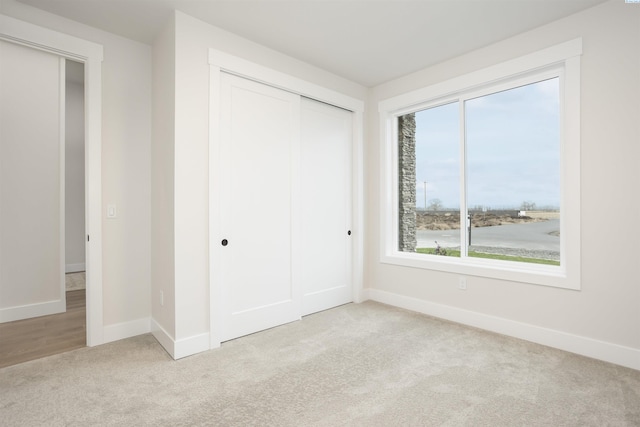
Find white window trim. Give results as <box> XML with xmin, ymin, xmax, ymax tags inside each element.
<box><xmin>379</xmin><ymin>39</ymin><xmax>581</xmax><ymax>290</ymax></box>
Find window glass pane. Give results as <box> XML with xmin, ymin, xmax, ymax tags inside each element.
<box><xmin>465</xmin><ymin>78</ymin><xmax>560</xmax><ymax>265</ymax></box>
<box><xmin>398</xmin><ymin>102</ymin><xmax>460</xmax><ymax>256</ymax></box>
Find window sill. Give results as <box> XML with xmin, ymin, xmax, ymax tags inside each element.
<box><xmin>381</xmin><ymin>251</ymin><xmax>579</xmax><ymax>290</ymax></box>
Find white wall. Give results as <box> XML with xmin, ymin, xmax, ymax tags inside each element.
<box><xmin>0</xmin><ymin>40</ymin><xmax>64</xmax><ymax>321</ymax></box>
<box><xmin>366</xmin><ymin>0</ymin><xmax>640</xmax><ymax>368</ymax></box>
<box><xmin>151</xmin><ymin>16</ymin><xmax>176</xmax><ymax>341</ymax></box>
<box><xmin>99</xmin><ymin>28</ymin><xmax>151</xmax><ymax>330</ymax></box>
<box><xmin>65</xmin><ymin>71</ymin><xmax>85</xmax><ymax>273</ymax></box>
<box><xmin>0</xmin><ymin>0</ymin><xmax>152</xmax><ymax>333</ymax></box>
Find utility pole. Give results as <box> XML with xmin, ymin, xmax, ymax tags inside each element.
<box><xmin>423</xmin><ymin>181</ymin><xmax>427</xmax><ymax>211</ymax></box>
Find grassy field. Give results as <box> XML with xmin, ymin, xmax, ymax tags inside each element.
<box><xmin>416</xmin><ymin>248</ymin><xmax>560</xmax><ymax>266</ymax></box>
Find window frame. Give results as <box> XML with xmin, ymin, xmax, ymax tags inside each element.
<box><xmin>379</xmin><ymin>39</ymin><xmax>582</xmax><ymax>290</ymax></box>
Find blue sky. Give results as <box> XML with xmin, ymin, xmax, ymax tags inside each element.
<box><xmin>414</xmin><ymin>78</ymin><xmax>560</xmax><ymax>210</ymax></box>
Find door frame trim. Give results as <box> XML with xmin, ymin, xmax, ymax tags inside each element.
<box><xmin>0</xmin><ymin>14</ymin><xmax>105</xmax><ymax>346</ymax></box>
<box><xmin>59</xmin><ymin>57</ymin><xmax>67</xmax><ymax>313</ymax></box>
<box><xmin>208</xmin><ymin>49</ymin><xmax>365</xmax><ymax>348</ymax></box>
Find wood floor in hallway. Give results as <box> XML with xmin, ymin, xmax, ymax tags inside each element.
<box><xmin>0</xmin><ymin>290</ymin><xmax>86</xmax><ymax>369</ymax></box>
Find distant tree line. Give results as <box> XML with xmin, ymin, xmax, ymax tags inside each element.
<box><xmin>417</xmin><ymin>199</ymin><xmax>559</xmax><ymax>212</ymax></box>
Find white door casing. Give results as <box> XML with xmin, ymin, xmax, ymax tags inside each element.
<box><xmin>209</xmin><ymin>49</ymin><xmax>364</xmax><ymax>347</ymax></box>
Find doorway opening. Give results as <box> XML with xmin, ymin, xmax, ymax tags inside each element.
<box><xmin>0</xmin><ymin>14</ymin><xmax>105</xmax><ymax>352</ymax></box>
<box><xmin>0</xmin><ymin>57</ymin><xmax>88</xmax><ymax>368</ymax></box>
<box><xmin>63</xmin><ymin>58</ymin><xmax>87</xmax><ymax>345</ymax></box>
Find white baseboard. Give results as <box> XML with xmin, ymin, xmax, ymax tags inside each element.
<box><xmin>150</xmin><ymin>318</ymin><xmax>210</xmax><ymax>360</ymax></box>
<box><xmin>174</xmin><ymin>332</ymin><xmax>210</xmax><ymax>359</ymax></box>
<box><xmin>65</xmin><ymin>263</ymin><xmax>86</xmax><ymax>273</ymax></box>
<box><xmin>151</xmin><ymin>318</ymin><xmax>175</xmax><ymax>358</ymax></box>
<box><xmin>0</xmin><ymin>298</ymin><xmax>66</xmax><ymax>323</ymax></box>
<box><xmin>103</xmin><ymin>317</ymin><xmax>151</xmax><ymax>344</ymax></box>
<box><xmin>365</xmin><ymin>288</ymin><xmax>640</xmax><ymax>371</ymax></box>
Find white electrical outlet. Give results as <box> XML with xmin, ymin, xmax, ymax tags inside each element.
<box><xmin>160</xmin><ymin>290</ymin><xmax>164</xmax><ymax>306</ymax></box>
<box><xmin>458</xmin><ymin>277</ymin><xmax>467</xmax><ymax>290</ymax></box>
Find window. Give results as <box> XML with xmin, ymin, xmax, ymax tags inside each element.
<box><xmin>380</xmin><ymin>40</ymin><xmax>581</xmax><ymax>289</ymax></box>
<box><xmin>403</xmin><ymin>76</ymin><xmax>560</xmax><ymax>263</ymax></box>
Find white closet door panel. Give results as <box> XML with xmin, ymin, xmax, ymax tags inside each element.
<box><xmin>300</xmin><ymin>98</ymin><xmax>352</xmax><ymax>316</ymax></box>
<box><xmin>0</xmin><ymin>40</ymin><xmax>64</xmax><ymax>318</ymax></box>
<box><xmin>219</xmin><ymin>73</ymin><xmax>301</xmax><ymax>341</ymax></box>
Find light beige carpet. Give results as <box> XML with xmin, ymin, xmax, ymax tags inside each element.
<box><xmin>65</xmin><ymin>272</ymin><xmax>85</xmax><ymax>291</ymax></box>
<box><xmin>0</xmin><ymin>301</ymin><xmax>638</xmax><ymax>426</ymax></box>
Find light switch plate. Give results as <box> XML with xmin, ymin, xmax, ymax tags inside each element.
<box><xmin>107</xmin><ymin>204</ymin><xmax>117</xmax><ymax>218</ymax></box>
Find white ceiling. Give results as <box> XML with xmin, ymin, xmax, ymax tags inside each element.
<box><xmin>17</xmin><ymin>0</ymin><xmax>606</xmax><ymax>87</ymax></box>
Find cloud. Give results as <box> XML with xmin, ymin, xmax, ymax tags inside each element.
<box><xmin>412</xmin><ymin>78</ymin><xmax>560</xmax><ymax>210</ymax></box>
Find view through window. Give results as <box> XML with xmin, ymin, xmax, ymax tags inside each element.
<box><xmin>400</xmin><ymin>77</ymin><xmax>561</xmax><ymax>266</ymax></box>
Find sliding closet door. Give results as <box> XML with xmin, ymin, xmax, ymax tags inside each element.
<box><xmin>300</xmin><ymin>98</ymin><xmax>353</xmax><ymax>315</ymax></box>
<box><xmin>218</xmin><ymin>73</ymin><xmax>301</xmax><ymax>341</ymax></box>
<box><xmin>0</xmin><ymin>40</ymin><xmax>65</xmax><ymax>322</ymax></box>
